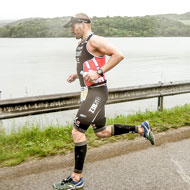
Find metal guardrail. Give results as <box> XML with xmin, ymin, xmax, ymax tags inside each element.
<box><xmin>0</xmin><ymin>80</ymin><xmax>190</xmax><ymax>120</ymax></box>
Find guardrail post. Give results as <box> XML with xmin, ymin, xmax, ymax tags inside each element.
<box><xmin>158</xmin><ymin>96</ymin><xmax>164</xmax><ymax>111</ymax></box>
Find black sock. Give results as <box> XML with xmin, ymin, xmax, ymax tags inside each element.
<box><xmin>111</xmin><ymin>124</ymin><xmax>138</xmax><ymax>136</ymax></box>
<box><xmin>74</xmin><ymin>141</ymin><xmax>87</xmax><ymax>174</ymax></box>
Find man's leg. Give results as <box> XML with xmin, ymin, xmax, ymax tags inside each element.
<box><xmin>92</xmin><ymin>107</ymin><xmax>145</xmax><ymax>138</ymax></box>
<box><xmin>71</xmin><ymin>127</ymin><xmax>87</xmax><ymax>182</ymax></box>
<box><xmin>53</xmin><ymin>127</ymin><xmax>87</xmax><ymax>189</ymax></box>
<box><xmin>53</xmin><ymin>110</ymin><xmax>90</xmax><ymax>189</ymax></box>
<box><xmin>95</xmin><ymin>122</ymin><xmax>155</xmax><ymax>145</ymax></box>
<box><xmin>95</xmin><ymin>124</ymin><xmax>144</xmax><ymax>138</ymax></box>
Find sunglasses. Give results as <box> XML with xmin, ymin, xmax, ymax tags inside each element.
<box><xmin>64</xmin><ymin>17</ymin><xmax>91</xmax><ymax>28</ymax></box>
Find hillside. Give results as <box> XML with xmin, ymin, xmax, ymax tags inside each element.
<box><xmin>155</xmin><ymin>12</ymin><xmax>190</xmax><ymax>20</ymax></box>
<box><xmin>0</xmin><ymin>12</ymin><xmax>190</xmax><ymax>37</ymax></box>
<box><xmin>154</xmin><ymin>12</ymin><xmax>190</xmax><ymax>25</ymax></box>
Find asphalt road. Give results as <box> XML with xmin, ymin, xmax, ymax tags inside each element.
<box><xmin>1</xmin><ymin>128</ymin><xmax>190</xmax><ymax>190</ymax></box>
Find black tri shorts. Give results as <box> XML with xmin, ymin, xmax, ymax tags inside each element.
<box><xmin>74</xmin><ymin>85</ymin><xmax>108</xmax><ymax>133</ymax></box>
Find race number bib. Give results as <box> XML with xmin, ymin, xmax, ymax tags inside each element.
<box><xmin>80</xmin><ymin>87</ymin><xmax>88</xmax><ymax>102</ymax></box>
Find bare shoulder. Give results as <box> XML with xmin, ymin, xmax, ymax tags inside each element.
<box><xmin>88</xmin><ymin>35</ymin><xmax>121</xmax><ymax>56</ymax></box>
<box><xmin>89</xmin><ymin>35</ymin><xmax>108</xmax><ymax>48</ymax></box>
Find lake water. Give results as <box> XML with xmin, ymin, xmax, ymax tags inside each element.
<box><xmin>0</xmin><ymin>37</ymin><xmax>190</xmax><ymax>132</ymax></box>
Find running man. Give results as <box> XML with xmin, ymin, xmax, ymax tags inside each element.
<box><xmin>53</xmin><ymin>13</ymin><xmax>155</xmax><ymax>190</ymax></box>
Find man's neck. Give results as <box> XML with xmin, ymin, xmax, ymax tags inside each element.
<box><xmin>82</xmin><ymin>31</ymin><xmax>93</xmax><ymax>42</ymax></box>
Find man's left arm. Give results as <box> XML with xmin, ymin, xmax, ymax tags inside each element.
<box><xmin>83</xmin><ymin>36</ymin><xmax>124</xmax><ymax>82</ymax></box>
<box><xmin>90</xmin><ymin>36</ymin><xmax>124</xmax><ymax>73</ymax></box>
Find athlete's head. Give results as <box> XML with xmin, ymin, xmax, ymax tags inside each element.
<box><xmin>64</xmin><ymin>13</ymin><xmax>91</xmax><ymax>39</ymax></box>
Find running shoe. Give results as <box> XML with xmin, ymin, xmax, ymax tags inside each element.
<box><xmin>141</xmin><ymin>121</ymin><xmax>155</xmax><ymax>145</ymax></box>
<box><xmin>53</xmin><ymin>175</ymin><xmax>84</xmax><ymax>190</ymax></box>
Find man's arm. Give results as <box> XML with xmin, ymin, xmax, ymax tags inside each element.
<box><xmin>88</xmin><ymin>35</ymin><xmax>124</xmax><ymax>73</ymax></box>
<box><xmin>83</xmin><ymin>36</ymin><xmax>124</xmax><ymax>82</ymax></box>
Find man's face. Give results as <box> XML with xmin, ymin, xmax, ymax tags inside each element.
<box><xmin>71</xmin><ymin>23</ymin><xmax>83</xmax><ymax>39</ymax></box>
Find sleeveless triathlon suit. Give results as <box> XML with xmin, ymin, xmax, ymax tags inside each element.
<box><xmin>74</xmin><ymin>34</ymin><xmax>108</xmax><ymax>133</ymax></box>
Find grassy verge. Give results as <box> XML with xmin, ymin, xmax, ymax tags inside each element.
<box><xmin>0</xmin><ymin>104</ymin><xmax>190</xmax><ymax>167</ymax></box>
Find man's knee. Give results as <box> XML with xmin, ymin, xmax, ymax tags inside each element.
<box><xmin>72</xmin><ymin>128</ymin><xmax>78</xmax><ymax>138</ymax></box>
<box><xmin>72</xmin><ymin>127</ymin><xmax>86</xmax><ymax>143</ymax></box>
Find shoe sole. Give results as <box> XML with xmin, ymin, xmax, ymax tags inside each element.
<box><xmin>53</xmin><ymin>183</ymin><xmax>84</xmax><ymax>190</ymax></box>
<box><xmin>146</xmin><ymin>130</ymin><xmax>155</xmax><ymax>145</ymax></box>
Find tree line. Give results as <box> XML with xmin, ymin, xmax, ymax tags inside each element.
<box><xmin>0</xmin><ymin>14</ymin><xmax>190</xmax><ymax>38</ymax></box>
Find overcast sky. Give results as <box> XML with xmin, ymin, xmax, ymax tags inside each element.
<box><xmin>0</xmin><ymin>0</ymin><xmax>190</xmax><ymax>20</ymax></box>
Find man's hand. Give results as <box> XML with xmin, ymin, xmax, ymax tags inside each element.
<box><xmin>83</xmin><ymin>70</ymin><xmax>99</xmax><ymax>82</ymax></box>
<box><xmin>67</xmin><ymin>73</ymin><xmax>78</xmax><ymax>83</ymax></box>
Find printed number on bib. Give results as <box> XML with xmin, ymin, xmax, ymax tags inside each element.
<box><xmin>80</xmin><ymin>87</ymin><xmax>88</xmax><ymax>102</ymax></box>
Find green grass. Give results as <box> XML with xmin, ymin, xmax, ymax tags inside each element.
<box><xmin>0</xmin><ymin>104</ymin><xmax>190</xmax><ymax>167</ymax></box>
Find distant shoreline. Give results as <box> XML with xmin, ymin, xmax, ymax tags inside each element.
<box><xmin>0</xmin><ymin>12</ymin><xmax>190</xmax><ymax>38</ymax></box>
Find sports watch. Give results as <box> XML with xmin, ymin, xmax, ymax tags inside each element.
<box><xmin>97</xmin><ymin>68</ymin><xmax>104</xmax><ymax>76</ymax></box>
